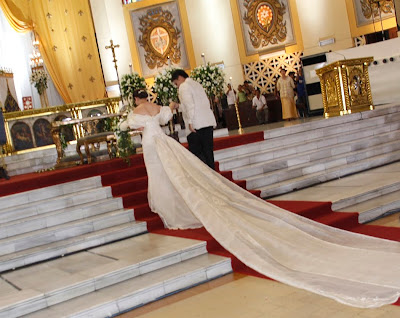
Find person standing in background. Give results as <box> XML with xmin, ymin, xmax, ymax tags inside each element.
<box><xmin>296</xmin><ymin>68</ymin><xmax>307</xmax><ymax>118</ymax></box>
<box><xmin>276</xmin><ymin>68</ymin><xmax>298</xmax><ymax>121</ymax></box>
<box><xmin>226</xmin><ymin>83</ymin><xmax>236</xmax><ymax>109</ymax></box>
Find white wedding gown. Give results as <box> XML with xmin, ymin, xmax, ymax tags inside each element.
<box><xmin>124</xmin><ymin>106</ymin><xmax>400</xmax><ymax>308</ymax></box>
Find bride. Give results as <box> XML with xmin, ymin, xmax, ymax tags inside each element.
<box><xmin>120</xmin><ymin>89</ymin><xmax>400</xmax><ymax>308</ymax></box>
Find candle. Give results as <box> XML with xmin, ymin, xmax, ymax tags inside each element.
<box><xmin>201</xmin><ymin>53</ymin><xmax>206</xmax><ymax>65</ymax></box>
<box><xmin>167</xmin><ymin>56</ymin><xmax>171</xmax><ymax>67</ymax></box>
<box><xmin>129</xmin><ymin>63</ymin><xmax>133</xmax><ymax>74</ymax></box>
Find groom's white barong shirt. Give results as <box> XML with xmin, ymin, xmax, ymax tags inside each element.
<box><xmin>178</xmin><ymin>78</ymin><xmax>216</xmax><ymax>136</ymax></box>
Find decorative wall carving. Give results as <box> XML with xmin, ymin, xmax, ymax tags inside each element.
<box><xmin>129</xmin><ymin>1</ymin><xmax>190</xmax><ymax>77</ymax></box>
<box><xmin>353</xmin><ymin>0</ymin><xmax>395</xmax><ymax>26</ymax></box>
<box><xmin>237</xmin><ymin>0</ymin><xmax>295</xmax><ymax>55</ymax></box>
<box><xmin>138</xmin><ymin>7</ymin><xmax>181</xmax><ymax>69</ymax></box>
<box><xmin>243</xmin><ymin>51</ymin><xmax>302</xmax><ymax>93</ymax></box>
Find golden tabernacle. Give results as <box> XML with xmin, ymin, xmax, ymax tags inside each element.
<box><xmin>316</xmin><ymin>57</ymin><xmax>374</xmax><ymax>118</ymax></box>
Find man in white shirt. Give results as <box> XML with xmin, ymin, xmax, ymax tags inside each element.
<box><xmin>226</xmin><ymin>83</ymin><xmax>236</xmax><ymax>109</ymax></box>
<box><xmin>252</xmin><ymin>89</ymin><xmax>268</xmax><ymax>124</ymax></box>
<box><xmin>170</xmin><ymin>69</ymin><xmax>217</xmax><ymax>169</ymax></box>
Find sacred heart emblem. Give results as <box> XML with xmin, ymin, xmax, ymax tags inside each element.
<box><xmin>256</xmin><ymin>3</ymin><xmax>274</xmax><ymax>32</ymax></box>
<box><xmin>150</xmin><ymin>27</ymin><xmax>170</xmax><ymax>56</ymax></box>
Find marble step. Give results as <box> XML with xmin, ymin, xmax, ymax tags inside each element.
<box><xmin>20</xmin><ymin>253</ymin><xmax>231</xmax><ymax>318</ymax></box>
<box><xmin>245</xmin><ymin>139</ymin><xmax>400</xmax><ymax>190</ymax></box>
<box><xmin>259</xmin><ymin>149</ymin><xmax>400</xmax><ymax>198</ymax></box>
<box><xmin>0</xmin><ymin>233</ymin><xmax>213</xmax><ymax>318</ymax></box>
<box><xmin>336</xmin><ymin>189</ymin><xmax>400</xmax><ymax>224</ymax></box>
<box><xmin>230</xmin><ymin>129</ymin><xmax>400</xmax><ymax>180</ymax></box>
<box><xmin>0</xmin><ymin>209</ymin><xmax>136</xmax><ymax>258</ymax></box>
<box><xmin>0</xmin><ymin>197</ymin><xmax>124</xmax><ymax>239</ymax></box>
<box><xmin>263</xmin><ymin>104</ymin><xmax>400</xmax><ymax>140</ymax></box>
<box><xmin>0</xmin><ymin>186</ymin><xmax>114</xmax><ymax>225</ymax></box>
<box><xmin>217</xmin><ymin>113</ymin><xmax>400</xmax><ymax>170</ymax></box>
<box><xmin>0</xmin><ymin>176</ymin><xmax>102</xmax><ymax>210</ymax></box>
<box><xmin>332</xmin><ymin>180</ymin><xmax>400</xmax><ymax>211</ymax></box>
<box><xmin>0</xmin><ymin>222</ymin><xmax>147</xmax><ymax>273</ymax></box>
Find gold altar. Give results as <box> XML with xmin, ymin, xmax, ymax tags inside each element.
<box><xmin>316</xmin><ymin>57</ymin><xmax>374</xmax><ymax>118</ymax></box>
<box><xmin>1</xmin><ymin>97</ymin><xmax>120</xmax><ymax>155</ymax></box>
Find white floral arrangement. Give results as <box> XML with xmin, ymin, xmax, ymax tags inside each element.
<box><xmin>120</xmin><ymin>73</ymin><xmax>147</xmax><ymax>108</ymax></box>
<box><xmin>153</xmin><ymin>67</ymin><xmax>178</xmax><ymax>106</ymax></box>
<box><xmin>30</xmin><ymin>69</ymin><xmax>49</xmax><ymax>95</ymax></box>
<box><xmin>190</xmin><ymin>63</ymin><xmax>225</xmax><ymax>98</ymax></box>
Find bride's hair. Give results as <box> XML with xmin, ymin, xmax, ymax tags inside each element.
<box><xmin>133</xmin><ymin>89</ymin><xmax>148</xmax><ymax>99</ymax></box>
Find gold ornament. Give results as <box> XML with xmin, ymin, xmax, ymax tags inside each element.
<box><xmin>138</xmin><ymin>7</ymin><xmax>181</xmax><ymax>69</ymax></box>
<box><xmin>243</xmin><ymin>0</ymin><xmax>287</xmax><ymax>48</ymax></box>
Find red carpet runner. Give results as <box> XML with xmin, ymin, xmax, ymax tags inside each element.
<box><xmin>1</xmin><ymin>130</ymin><xmax>399</xmax><ymax>305</ymax></box>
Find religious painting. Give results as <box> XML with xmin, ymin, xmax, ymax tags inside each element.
<box><xmin>54</xmin><ymin>115</ymin><xmax>75</xmax><ymax>142</ymax></box>
<box><xmin>129</xmin><ymin>1</ymin><xmax>190</xmax><ymax>77</ymax></box>
<box><xmin>353</xmin><ymin>0</ymin><xmax>395</xmax><ymax>26</ymax></box>
<box><xmin>11</xmin><ymin>122</ymin><xmax>34</xmax><ymax>151</ymax></box>
<box><xmin>237</xmin><ymin>0</ymin><xmax>295</xmax><ymax>55</ymax></box>
<box><xmin>33</xmin><ymin>119</ymin><xmax>53</xmax><ymax>147</ymax></box>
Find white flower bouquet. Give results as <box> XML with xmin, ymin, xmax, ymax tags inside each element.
<box><xmin>30</xmin><ymin>69</ymin><xmax>49</xmax><ymax>95</ymax></box>
<box><xmin>120</xmin><ymin>73</ymin><xmax>147</xmax><ymax>107</ymax></box>
<box><xmin>153</xmin><ymin>67</ymin><xmax>178</xmax><ymax>106</ymax></box>
<box><xmin>190</xmin><ymin>63</ymin><xmax>225</xmax><ymax>98</ymax></box>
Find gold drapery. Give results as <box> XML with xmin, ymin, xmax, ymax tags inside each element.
<box><xmin>1</xmin><ymin>0</ymin><xmax>106</xmax><ymax>104</ymax></box>
<box><xmin>0</xmin><ymin>0</ymin><xmax>32</xmax><ymax>33</ymax></box>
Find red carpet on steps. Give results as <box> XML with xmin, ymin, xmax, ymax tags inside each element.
<box><xmin>1</xmin><ymin>130</ymin><xmax>399</xmax><ymax>305</ymax></box>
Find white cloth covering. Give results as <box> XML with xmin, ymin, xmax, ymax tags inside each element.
<box><xmin>124</xmin><ymin>106</ymin><xmax>400</xmax><ymax>308</ymax></box>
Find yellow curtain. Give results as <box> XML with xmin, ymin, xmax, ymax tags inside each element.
<box><xmin>0</xmin><ymin>0</ymin><xmax>32</xmax><ymax>33</ymax></box>
<box><xmin>2</xmin><ymin>0</ymin><xmax>106</xmax><ymax>104</ymax></box>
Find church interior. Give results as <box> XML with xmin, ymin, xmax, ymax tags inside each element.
<box><xmin>0</xmin><ymin>0</ymin><xmax>400</xmax><ymax>317</ymax></box>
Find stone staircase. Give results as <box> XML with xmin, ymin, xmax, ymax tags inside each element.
<box><xmin>0</xmin><ymin>176</ymin><xmax>232</xmax><ymax>317</ymax></box>
<box><xmin>215</xmin><ymin>104</ymin><xmax>400</xmax><ymax>221</ymax></box>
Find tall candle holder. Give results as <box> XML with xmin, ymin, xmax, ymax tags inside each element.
<box><xmin>234</xmin><ymin>101</ymin><xmax>244</xmax><ymax>135</ymax></box>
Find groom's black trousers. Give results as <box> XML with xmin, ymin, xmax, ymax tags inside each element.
<box><xmin>187</xmin><ymin>126</ymin><xmax>215</xmax><ymax>170</ymax></box>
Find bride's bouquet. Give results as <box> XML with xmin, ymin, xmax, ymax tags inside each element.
<box><xmin>153</xmin><ymin>67</ymin><xmax>178</xmax><ymax>106</ymax></box>
<box><xmin>190</xmin><ymin>63</ymin><xmax>225</xmax><ymax>98</ymax></box>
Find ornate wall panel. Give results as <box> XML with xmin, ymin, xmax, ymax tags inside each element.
<box><xmin>243</xmin><ymin>51</ymin><xmax>302</xmax><ymax>93</ymax></box>
<box><xmin>353</xmin><ymin>0</ymin><xmax>395</xmax><ymax>26</ymax></box>
<box><xmin>237</xmin><ymin>0</ymin><xmax>295</xmax><ymax>55</ymax></box>
<box><xmin>128</xmin><ymin>1</ymin><xmax>190</xmax><ymax>77</ymax></box>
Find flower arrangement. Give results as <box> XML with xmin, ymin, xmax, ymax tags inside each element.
<box><xmin>30</xmin><ymin>69</ymin><xmax>49</xmax><ymax>95</ymax></box>
<box><xmin>190</xmin><ymin>63</ymin><xmax>225</xmax><ymax>98</ymax></box>
<box><xmin>153</xmin><ymin>67</ymin><xmax>178</xmax><ymax>106</ymax></box>
<box><xmin>111</xmin><ymin>116</ymin><xmax>135</xmax><ymax>164</ymax></box>
<box><xmin>120</xmin><ymin>73</ymin><xmax>147</xmax><ymax>108</ymax></box>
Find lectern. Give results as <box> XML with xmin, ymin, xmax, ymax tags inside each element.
<box><xmin>316</xmin><ymin>57</ymin><xmax>374</xmax><ymax>118</ymax></box>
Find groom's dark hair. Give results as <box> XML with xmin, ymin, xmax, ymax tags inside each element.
<box><xmin>171</xmin><ymin>69</ymin><xmax>189</xmax><ymax>81</ymax></box>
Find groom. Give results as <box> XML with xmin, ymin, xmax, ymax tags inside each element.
<box><xmin>170</xmin><ymin>69</ymin><xmax>216</xmax><ymax>170</ymax></box>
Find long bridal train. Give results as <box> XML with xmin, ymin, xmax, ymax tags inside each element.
<box><xmin>126</xmin><ymin>106</ymin><xmax>400</xmax><ymax>308</ymax></box>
